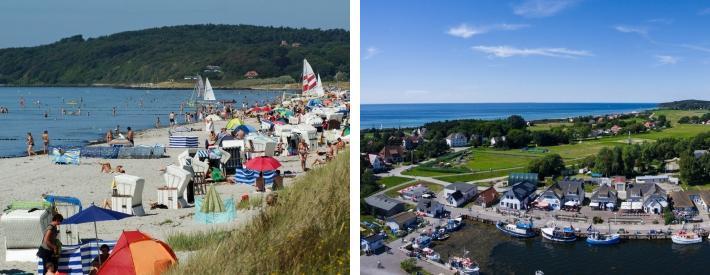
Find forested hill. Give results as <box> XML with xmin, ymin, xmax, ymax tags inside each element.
<box><xmin>659</xmin><ymin>100</ymin><xmax>710</xmax><ymax>110</ymax></box>
<box><xmin>0</xmin><ymin>24</ymin><xmax>349</xmax><ymax>86</ymax></box>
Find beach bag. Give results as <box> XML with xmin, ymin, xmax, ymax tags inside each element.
<box><xmin>211</xmin><ymin>167</ymin><xmax>225</xmax><ymax>182</ymax></box>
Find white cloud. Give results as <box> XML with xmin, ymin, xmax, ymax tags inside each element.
<box><xmin>699</xmin><ymin>8</ymin><xmax>710</xmax><ymax>15</ymax></box>
<box><xmin>647</xmin><ymin>18</ymin><xmax>673</xmax><ymax>24</ymax></box>
<box><xmin>472</xmin><ymin>45</ymin><xmax>592</xmax><ymax>58</ymax></box>
<box><xmin>364</xmin><ymin>47</ymin><xmax>380</xmax><ymax>60</ymax></box>
<box><xmin>446</xmin><ymin>23</ymin><xmax>529</xmax><ymax>38</ymax></box>
<box><xmin>682</xmin><ymin>44</ymin><xmax>710</xmax><ymax>53</ymax></box>
<box><xmin>613</xmin><ymin>25</ymin><xmax>648</xmax><ymax>36</ymax></box>
<box><xmin>655</xmin><ymin>55</ymin><xmax>679</xmax><ymax>65</ymax></box>
<box><xmin>513</xmin><ymin>0</ymin><xmax>580</xmax><ymax>18</ymax></box>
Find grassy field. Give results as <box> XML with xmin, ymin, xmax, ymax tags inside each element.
<box><xmin>437</xmin><ymin>168</ymin><xmax>525</xmax><ymax>183</ymax></box>
<box><xmin>401</xmin><ymin>167</ymin><xmax>466</xmax><ymax>177</ymax></box>
<box><xmin>466</xmin><ymin>149</ymin><xmax>541</xmax><ymax>170</ymax></box>
<box><xmin>385</xmin><ymin>181</ymin><xmax>444</xmax><ymax>197</ymax></box>
<box><xmin>528</xmin><ymin>121</ymin><xmax>572</xmax><ymax>131</ymax></box>
<box><xmin>169</xmin><ymin>151</ymin><xmax>349</xmax><ymax>274</ymax></box>
<box><xmin>377</xmin><ymin>176</ymin><xmax>413</xmax><ymax>189</ymax></box>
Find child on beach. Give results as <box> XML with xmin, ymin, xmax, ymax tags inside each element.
<box><xmin>42</xmin><ymin>131</ymin><xmax>49</xmax><ymax>154</ymax></box>
<box><xmin>26</xmin><ymin>132</ymin><xmax>35</xmax><ymax>156</ymax></box>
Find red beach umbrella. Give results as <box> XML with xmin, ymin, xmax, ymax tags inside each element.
<box><xmin>245</xmin><ymin>156</ymin><xmax>281</xmax><ymax>171</ymax></box>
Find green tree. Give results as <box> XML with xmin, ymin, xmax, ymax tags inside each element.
<box><xmin>528</xmin><ymin>154</ymin><xmax>565</xmax><ymax>179</ymax></box>
<box><xmin>506</xmin><ymin>129</ymin><xmax>531</xmax><ymax>148</ymax></box>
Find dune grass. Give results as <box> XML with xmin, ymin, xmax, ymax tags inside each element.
<box><xmin>168</xmin><ymin>151</ymin><xmax>350</xmax><ymax>274</ymax></box>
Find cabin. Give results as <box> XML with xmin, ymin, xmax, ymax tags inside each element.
<box><xmin>669</xmin><ymin>191</ymin><xmax>698</xmax><ymax>220</ymax></box>
<box><xmin>624</xmin><ymin>183</ymin><xmax>667</xmax><ymax>214</ymax></box>
<box><xmin>644</xmin><ymin>121</ymin><xmax>656</xmax><ymax>129</ymax></box>
<box><xmin>379</xmin><ymin>145</ymin><xmax>405</xmax><ymax>164</ymax></box>
<box><xmin>361</xmin><ymin>234</ymin><xmax>385</xmax><ymax>253</ymax></box>
<box><xmin>590</xmin><ymin>184</ymin><xmax>618</xmax><ymax>211</ymax></box>
<box><xmin>244</xmin><ymin>70</ymin><xmax>259</xmax><ymax>79</ymax></box>
<box><xmin>385</xmin><ymin>211</ymin><xmax>418</xmax><ymax>233</ymax></box>
<box><xmin>664</xmin><ymin>158</ymin><xmax>680</xmax><ymax>172</ymax></box>
<box><xmin>416</xmin><ymin>198</ymin><xmax>446</xmax><ymax>217</ymax></box>
<box><xmin>499</xmin><ymin>181</ymin><xmax>538</xmax><ymax>211</ymax></box>
<box><xmin>368</xmin><ymin>154</ymin><xmax>387</xmax><ymax>173</ymax></box>
<box><xmin>508</xmin><ymin>173</ymin><xmax>539</xmax><ymax>186</ymax></box>
<box><xmin>474</xmin><ymin>187</ymin><xmax>500</xmax><ymax>207</ymax></box>
<box><xmin>444</xmin><ymin>182</ymin><xmax>477</xmax><ymax>207</ymax></box>
<box><xmin>446</xmin><ymin>132</ymin><xmax>468</xmax><ymax>147</ymax></box>
<box><xmin>364</xmin><ymin>195</ymin><xmax>405</xmax><ymax>218</ymax></box>
<box><xmin>535</xmin><ymin>179</ymin><xmax>585</xmax><ymax>210</ymax></box>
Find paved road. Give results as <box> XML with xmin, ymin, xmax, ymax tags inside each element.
<box><xmin>361</xmin><ymin>246</ymin><xmax>452</xmax><ymax>275</ymax></box>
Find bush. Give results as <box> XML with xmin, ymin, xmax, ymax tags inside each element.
<box><xmin>592</xmin><ymin>216</ymin><xmax>604</xmax><ymax>224</ymax></box>
<box><xmin>663</xmin><ymin>207</ymin><xmax>675</xmax><ymax>225</ymax></box>
<box><xmin>401</xmin><ymin>259</ymin><xmax>418</xmax><ymax>273</ymax></box>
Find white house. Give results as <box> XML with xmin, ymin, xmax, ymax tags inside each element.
<box><xmin>499</xmin><ymin>181</ymin><xmax>537</xmax><ymax>211</ymax></box>
<box><xmin>635</xmin><ymin>175</ymin><xmax>669</xmax><ymax>184</ymax></box>
<box><xmin>444</xmin><ymin>182</ymin><xmax>478</xmax><ymax>207</ymax></box>
<box><xmin>625</xmin><ymin>183</ymin><xmax>667</xmax><ymax>214</ymax></box>
<box><xmin>368</xmin><ymin>154</ymin><xmax>386</xmax><ymax>172</ymax></box>
<box><xmin>446</xmin><ymin>132</ymin><xmax>468</xmax><ymax>147</ymax></box>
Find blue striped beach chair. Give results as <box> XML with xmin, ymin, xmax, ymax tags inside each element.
<box><xmin>37</xmin><ymin>240</ymin><xmax>116</xmax><ymax>274</ymax></box>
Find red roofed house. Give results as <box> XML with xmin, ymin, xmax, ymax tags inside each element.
<box><xmin>244</xmin><ymin>71</ymin><xmax>259</xmax><ymax>79</ymax></box>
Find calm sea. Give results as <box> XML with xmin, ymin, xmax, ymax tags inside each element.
<box><xmin>433</xmin><ymin>222</ymin><xmax>710</xmax><ymax>275</ymax></box>
<box><xmin>0</xmin><ymin>87</ymin><xmax>289</xmax><ymax>157</ymax></box>
<box><xmin>361</xmin><ymin>103</ymin><xmax>658</xmax><ymax>129</ymax></box>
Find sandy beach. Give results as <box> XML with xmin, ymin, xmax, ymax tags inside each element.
<box><xmin>0</xmin><ymin>117</ymin><xmax>327</xmax><ymax>272</ymax></box>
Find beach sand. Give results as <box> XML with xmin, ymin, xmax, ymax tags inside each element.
<box><xmin>0</xmin><ymin>117</ymin><xmax>327</xmax><ymax>272</ymax></box>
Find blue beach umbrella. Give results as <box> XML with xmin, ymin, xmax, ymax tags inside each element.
<box><xmin>62</xmin><ymin>204</ymin><xmax>132</xmax><ymax>265</ymax></box>
<box><xmin>234</xmin><ymin>124</ymin><xmax>256</xmax><ymax>134</ymax></box>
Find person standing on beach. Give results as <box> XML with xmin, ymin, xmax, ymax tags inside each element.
<box><xmin>26</xmin><ymin>132</ymin><xmax>36</xmax><ymax>156</ymax></box>
<box><xmin>37</xmin><ymin>214</ymin><xmax>63</xmax><ymax>275</ymax></box>
<box><xmin>42</xmin><ymin>131</ymin><xmax>49</xmax><ymax>154</ymax></box>
<box><xmin>105</xmin><ymin>130</ymin><xmax>113</xmax><ymax>143</ymax></box>
<box><xmin>127</xmin><ymin>127</ymin><xmax>134</xmax><ymax>145</ymax></box>
<box><xmin>169</xmin><ymin>112</ymin><xmax>176</xmax><ymax>127</ymax></box>
<box><xmin>298</xmin><ymin>139</ymin><xmax>309</xmax><ymax>171</ymax></box>
<box><xmin>155</xmin><ymin>116</ymin><xmax>161</xmax><ymax>128</ymax></box>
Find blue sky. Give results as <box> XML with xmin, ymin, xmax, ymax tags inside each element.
<box><xmin>0</xmin><ymin>0</ymin><xmax>348</xmax><ymax>48</ymax></box>
<box><xmin>362</xmin><ymin>0</ymin><xmax>710</xmax><ymax>103</ymax></box>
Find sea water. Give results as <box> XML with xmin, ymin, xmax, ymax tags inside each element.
<box><xmin>362</xmin><ymin>103</ymin><xmax>658</xmax><ymax>129</ymax></box>
<box><xmin>0</xmin><ymin>87</ymin><xmax>290</xmax><ymax>157</ymax></box>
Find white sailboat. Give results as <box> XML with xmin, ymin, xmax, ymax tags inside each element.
<box><xmin>203</xmin><ymin>77</ymin><xmax>216</xmax><ymax>101</ymax></box>
<box><xmin>313</xmin><ymin>74</ymin><xmax>325</xmax><ymax>96</ymax></box>
<box><xmin>302</xmin><ymin>59</ymin><xmax>318</xmax><ymax>96</ymax></box>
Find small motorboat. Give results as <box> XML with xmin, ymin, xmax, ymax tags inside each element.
<box><xmin>586</xmin><ymin>231</ymin><xmax>621</xmax><ymax>245</ymax></box>
<box><xmin>671</xmin><ymin>230</ymin><xmax>702</xmax><ymax>244</ymax></box>
<box><xmin>496</xmin><ymin>219</ymin><xmax>536</xmax><ymax>238</ymax></box>
<box><xmin>421</xmin><ymin>247</ymin><xmax>441</xmax><ymax>262</ymax></box>
<box><xmin>448</xmin><ymin>256</ymin><xmax>480</xmax><ymax>275</ymax></box>
<box><xmin>412</xmin><ymin>235</ymin><xmax>432</xmax><ymax>249</ymax></box>
<box><xmin>445</xmin><ymin>217</ymin><xmax>463</xmax><ymax>232</ymax></box>
<box><xmin>541</xmin><ymin>226</ymin><xmax>577</xmax><ymax>242</ymax></box>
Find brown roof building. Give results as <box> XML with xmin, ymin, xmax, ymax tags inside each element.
<box><xmin>474</xmin><ymin>186</ymin><xmax>500</xmax><ymax>207</ymax></box>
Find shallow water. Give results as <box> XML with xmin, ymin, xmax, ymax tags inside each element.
<box><xmin>431</xmin><ymin>221</ymin><xmax>710</xmax><ymax>274</ymax></box>
<box><xmin>0</xmin><ymin>87</ymin><xmax>291</xmax><ymax>156</ymax></box>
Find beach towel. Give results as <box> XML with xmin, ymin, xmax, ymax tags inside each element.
<box><xmin>51</xmin><ymin>148</ymin><xmax>81</xmax><ymax>165</ymax></box>
<box><xmin>37</xmin><ymin>240</ymin><xmax>116</xmax><ymax>275</ymax></box>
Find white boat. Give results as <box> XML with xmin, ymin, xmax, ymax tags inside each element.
<box><xmin>302</xmin><ymin>59</ymin><xmax>317</xmax><ymax>95</ymax></box>
<box><xmin>448</xmin><ymin>256</ymin><xmax>480</xmax><ymax>275</ymax></box>
<box><xmin>671</xmin><ymin>230</ymin><xmax>702</xmax><ymax>244</ymax></box>
<box><xmin>421</xmin><ymin>247</ymin><xmax>440</xmax><ymax>262</ymax></box>
<box><xmin>203</xmin><ymin>77</ymin><xmax>216</xmax><ymax>101</ymax></box>
<box><xmin>541</xmin><ymin>226</ymin><xmax>577</xmax><ymax>242</ymax></box>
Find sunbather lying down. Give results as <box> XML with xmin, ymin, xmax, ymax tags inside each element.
<box><xmin>100</xmin><ymin>163</ymin><xmax>125</xmax><ymax>174</ymax></box>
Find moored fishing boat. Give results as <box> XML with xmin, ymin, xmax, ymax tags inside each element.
<box><xmin>586</xmin><ymin>231</ymin><xmax>621</xmax><ymax>245</ymax></box>
<box><xmin>446</xmin><ymin>217</ymin><xmax>463</xmax><ymax>232</ymax></box>
<box><xmin>586</xmin><ymin>223</ymin><xmax>621</xmax><ymax>245</ymax></box>
<box><xmin>421</xmin><ymin>247</ymin><xmax>441</xmax><ymax>262</ymax></box>
<box><xmin>541</xmin><ymin>226</ymin><xmax>577</xmax><ymax>242</ymax></box>
<box><xmin>448</xmin><ymin>256</ymin><xmax>480</xmax><ymax>275</ymax></box>
<box><xmin>496</xmin><ymin>219</ymin><xmax>536</xmax><ymax>238</ymax></box>
<box><xmin>671</xmin><ymin>230</ymin><xmax>702</xmax><ymax>244</ymax></box>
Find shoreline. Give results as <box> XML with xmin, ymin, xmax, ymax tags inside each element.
<box><xmin>0</xmin><ymin>84</ymin><xmax>301</xmax><ymax>91</ymax></box>
<box><xmin>362</xmin><ymin>104</ymin><xmax>660</xmax><ymax>130</ymax></box>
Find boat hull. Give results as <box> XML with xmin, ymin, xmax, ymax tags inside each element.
<box><xmin>671</xmin><ymin>235</ymin><xmax>702</xmax><ymax>244</ymax></box>
<box><xmin>541</xmin><ymin>228</ymin><xmax>577</xmax><ymax>242</ymax></box>
<box><xmin>586</xmin><ymin>234</ymin><xmax>621</xmax><ymax>245</ymax></box>
<box><xmin>496</xmin><ymin>222</ymin><xmax>536</xmax><ymax>238</ymax></box>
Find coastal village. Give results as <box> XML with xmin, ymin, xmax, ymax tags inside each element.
<box><xmin>360</xmin><ymin>107</ymin><xmax>710</xmax><ymax>274</ymax></box>
<box><xmin>0</xmin><ymin>59</ymin><xmax>350</xmax><ymax>274</ymax></box>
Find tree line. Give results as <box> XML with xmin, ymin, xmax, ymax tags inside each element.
<box><xmin>0</xmin><ymin>24</ymin><xmax>349</xmax><ymax>85</ymax></box>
